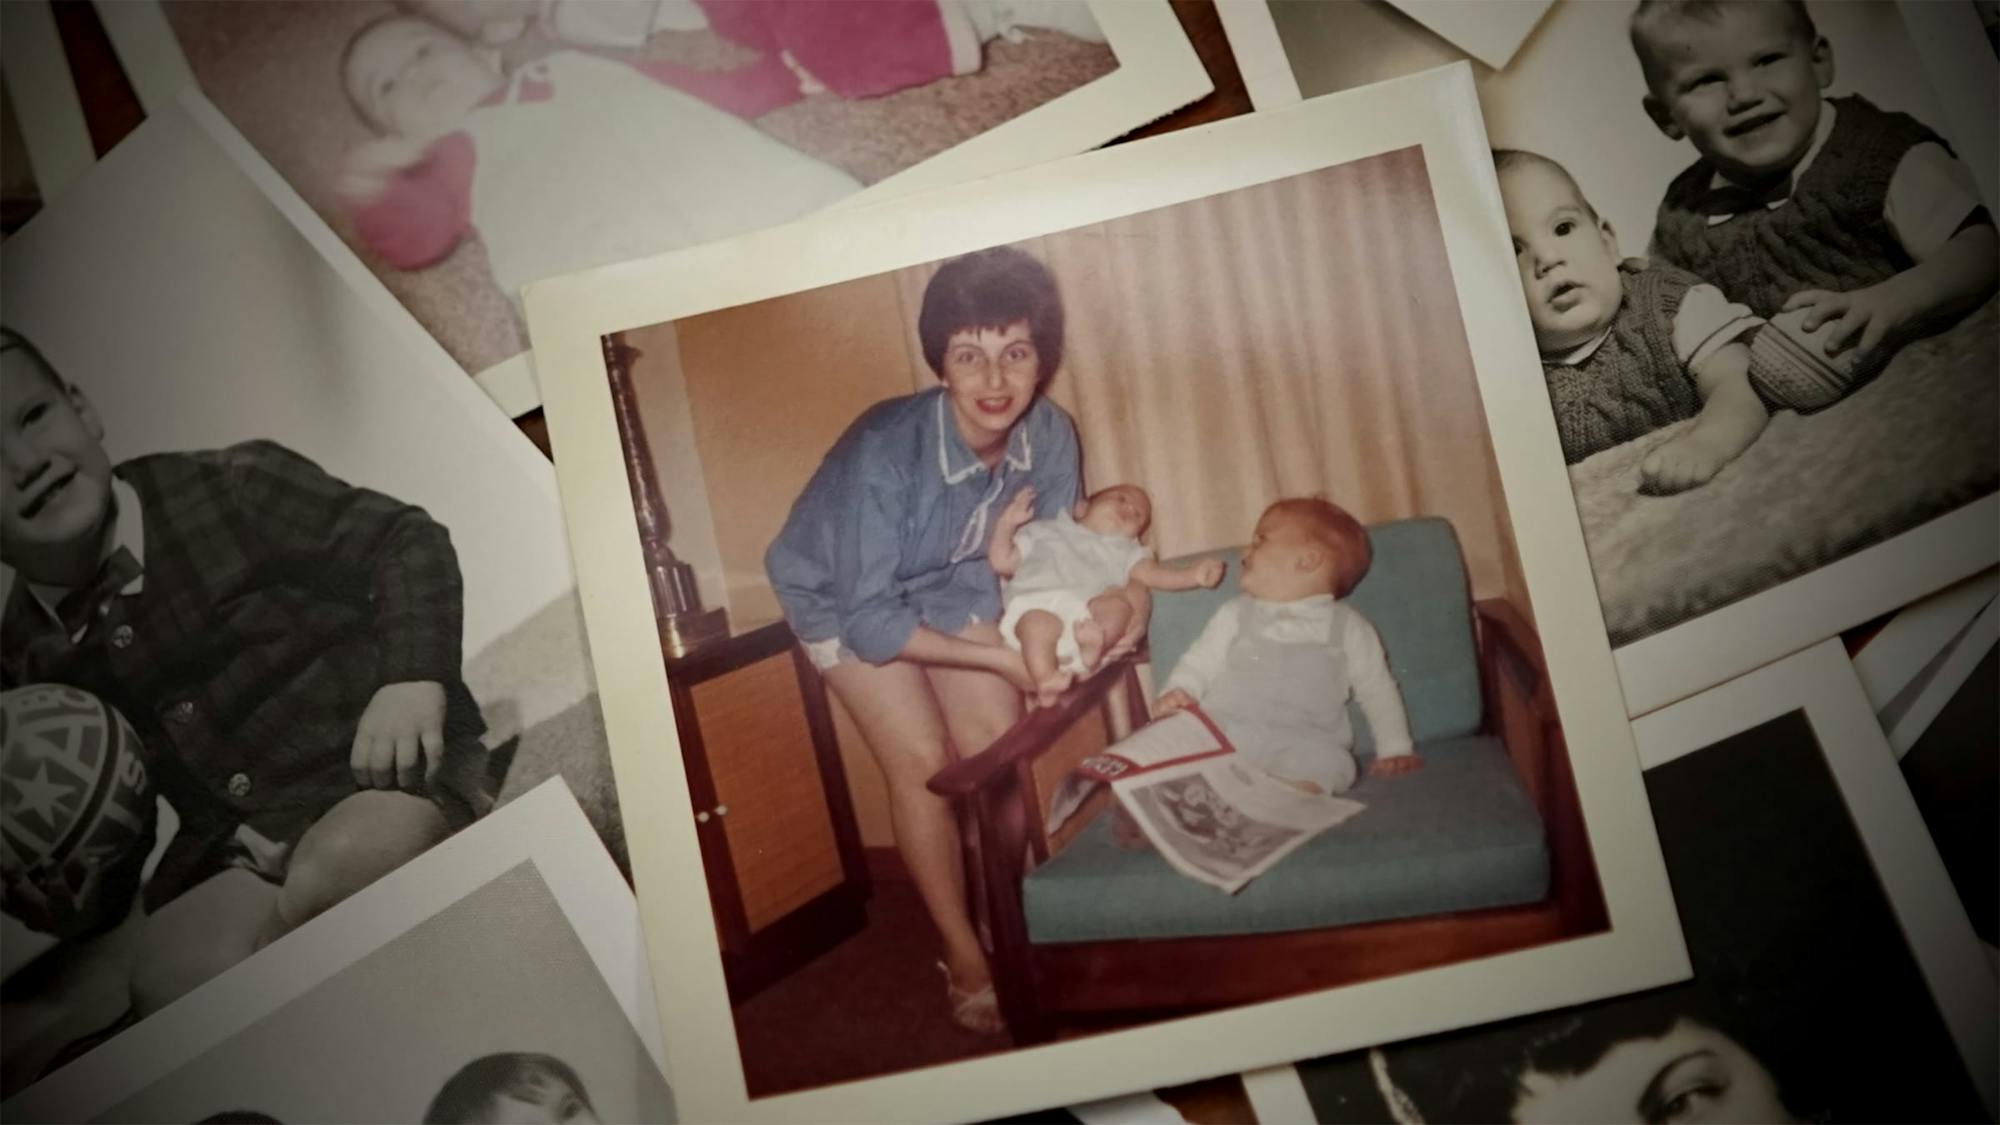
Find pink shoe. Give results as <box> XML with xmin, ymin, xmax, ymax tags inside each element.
<box><xmin>937</xmin><ymin>962</ymin><xmax>1004</xmax><ymax>1035</ymax></box>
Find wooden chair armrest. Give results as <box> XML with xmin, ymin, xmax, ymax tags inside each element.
<box><xmin>927</xmin><ymin>655</ymin><xmax>1137</xmax><ymax>799</ymax></box>
<box><xmin>1474</xmin><ymin>598</ymin><xmax>1555</xmax><ymax>721</ymax></box>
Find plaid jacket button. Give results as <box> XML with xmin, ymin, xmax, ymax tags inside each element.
<box><xmin>228</xmin><ymin>772</ymin><xmax>252</xmax><ymax>798</ymax></box>
<box><xmin>111</xmin><ymin>625</ymin><xmax>134</xmax><ymax>649</ymax></box>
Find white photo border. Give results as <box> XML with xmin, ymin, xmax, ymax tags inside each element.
<box><xmin>1851</xmin><ymin>567</ymin><xmax>1997</xmax><ymax>719</ymax></box>
<box><xmin>525</xmin><ymin>63</ymin><xmax>1688</xmax><ymax>1123</ymax></box>
<box><xmin>1</xmin><ymin>779</ymin><xmax>664</xmax><ymax>1123</ymax></box>
<box><xmin>1879</xmin><ymin>598</ymin><xmax>1999</xmax><ymax>759</ymax></box>
<box><xmin>94</xmin><ymin>0</ymin><xmax>1212</xmax><ymax>420</ymax></box>
<box><xmin>1630</xmin><ymin>638</ymin><xmax>1998</xmax><ymax>1113</ymax></box>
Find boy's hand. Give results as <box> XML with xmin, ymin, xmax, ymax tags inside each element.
<box><xmin>1782</xmin><ymin>279</ymin><xmax>1920</xmax><ymax>362</ymax></box>
<box><xmin>1153</xmin><ymin>688</ymin><xmax>1197</xmax><ymax>717</ymax></box>
<box><xmin>1192</xmin><ymin>559</ymin><xmax>1226</xmax><ymax>588</ymax></box>
<box><xmin>352</xmin><ymin>680</ymin><xmax>447</xmax><ymax>791</ymax></box>
<box><xmin>1368</xmin><ymin>755</ymin><xmax>1424</xmax><ymax>778</ymax></box>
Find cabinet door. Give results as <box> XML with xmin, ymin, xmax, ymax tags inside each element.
<box><xmin>692</xmin><ymin>652</ymin><xmax>848</xmax><ymax>934</ymax></box>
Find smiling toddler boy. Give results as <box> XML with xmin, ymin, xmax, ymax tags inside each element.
<box><xmin>0</xmin><ymin>328</ymin><xmax>487</xmax><ymax>1016</ymax></box>
<box><xmin>1636</xmin><ymin>0</ymin><xmax>1996</xmax><ymax>381</ymax></box>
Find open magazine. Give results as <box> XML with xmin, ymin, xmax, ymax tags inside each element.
<box><xmin>1054</xmin><ymin>709</ymin><xmax>1367</xmax><ymax>894</ymax></box>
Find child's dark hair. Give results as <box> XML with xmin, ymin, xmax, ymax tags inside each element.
<box><xmin>424</xmin><ymin>1053</ymin><xmax>594</xmax><ymax>1125</ymax></box>
<box><xmin>0</xmin><ymin>326</ymin><xmax>65</xmax><ymax>392</ymax></box>
<box><xmin>917</xmin><ymin>246</ymin><xmax>1066</xmax><ymax>384</ymax></box>
<box><xmin>1265</xmin><ymin>497</ymin><xmax>1371</xmax><ymax>597</ymax></box>
<box><xmin>1380</xmin><ymin>986</ymin><xmax>1802</xmax><ymax>1122</ymax></box>
<box><xmin>1492</xmin><ymin>149</ymin><xmax>1601</xmax><ymax>223</ymax></box>
<box><xmin>1629</xmin><ymin>0</ymin><xmax>1819</xmax><ymax>89</ymax></box>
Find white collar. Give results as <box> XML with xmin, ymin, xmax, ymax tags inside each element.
<box><xmin>1242</xmin><ymin>592</ymin><xmax>1338</xmax><ymax>628</ymax></box>
<box><xmin>1705</xmin><ymin>101</ymin><xmax>1837</xmax><ymax>212</ymax></box>
<box><xmin>935</xmin><ymin>391</ymin><xmax>1033</xmax><ymax>485</ymax></box>
<box><xmin>1546</xmin><ymin>323</ymin><xmax>1616</xmax><ymax>366</ymax></box>
<box><xmin>27</xmin><ymin>476</ymin><xmax>146</xmax><ymax>627</ymax></box>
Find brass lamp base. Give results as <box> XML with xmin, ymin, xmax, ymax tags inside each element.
<box><xmin>660</xmin><ymin>607</ymin><xmax>731</xmax><ymax>659</ymax></box>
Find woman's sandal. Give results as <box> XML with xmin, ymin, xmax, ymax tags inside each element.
<box><xmin>937</xmin><ymin>961</ymin><xmax>1005</xmax><ymax>1035</ymax></box>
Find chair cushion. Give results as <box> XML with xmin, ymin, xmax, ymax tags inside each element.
<box><xmin>1022</xmin><ymin>736</ymin><xmax>1548</xmax><ymax>943</ymax></box>
<box><xmin>1147</xmin><ymin>517</ymin><xmax>1483</xmax><ymax>756</ymax></box>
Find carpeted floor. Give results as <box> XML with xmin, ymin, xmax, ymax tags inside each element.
<box><xmin>732</xmin><ymin>877</ymin><xmax>1009</xmax><ymax>1098</ymax></box>
<box><xmin>163</xmin><ymin>2</ymin><xmax>1120</xmax><ymax>375</ymax></box>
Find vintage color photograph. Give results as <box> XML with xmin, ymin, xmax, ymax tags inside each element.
<box><xmin>1247</xmin><ymin>0</ymin><xmax>1999</xmax><ymax>715</ymax></box>
<box><xmin>605</xmin><ymin>144</ymin><xmax>1611</xmax><ymax>1095</ymax></box>
<box><xmin>0</xmin><ymin>101</ymin><xmax>623</xmax><ymax>1102</ymax></box>
<box><xmin>1295</xmin><ymin>642</ymin><xmax>1997</xmax><ymax>1122</ymax></box>
<box><xmin>113</xmin><ymin>0</ymin><xmax>1210</xmax><ymax>403</ymax></box>
<box><xmin>519</xmin><ymin>61</ymin><xmax>1722</xmax><ymax>1117</ymax></box>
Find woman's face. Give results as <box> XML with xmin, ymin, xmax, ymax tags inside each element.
<box><xmin>1510</xmin><ymin>1019</ymin><xmax>1794</xmax><ymax>1125</ymax></box>
<box><xmin>940</xmin><ymin>320</ymin><xmax>1040</xmax><ymax>459</ymax></box>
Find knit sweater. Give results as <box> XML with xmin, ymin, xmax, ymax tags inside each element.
<box><xmin>1652</xmin><ymin>95</ymin><xmax>1945</xmax><ymax>318</ymax></box>
<box><xmin>1544</xmin><ymin>261</ymin><xmax>1705</xmax><ymax>464</ymax></box>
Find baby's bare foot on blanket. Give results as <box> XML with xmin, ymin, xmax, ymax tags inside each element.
<box><xmin>1640</xmin><ymin>395</ymin><xmax>1769</xmax><ymax>495</ymax></box>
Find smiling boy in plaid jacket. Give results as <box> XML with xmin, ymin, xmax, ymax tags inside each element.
<box><xmin>1</xmin><ymin>328</ymin><xmax>487</xmax><ymax>1016</ymax></box>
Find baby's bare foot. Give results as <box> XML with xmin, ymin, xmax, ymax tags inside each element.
<box><xmin>1640</xmin><ymin>433</ymin><xmax>1733</xmax><ymax>494</ymax></box>
<box><xmin>1642</xmin><ymin>384</ymin><xmax>1768</xmax><ymax>495</ymax></box>
<box><xmin>1073</xmin><ymin>619</ymin><xmax>1105</xmax><ymax>672</ymax></box>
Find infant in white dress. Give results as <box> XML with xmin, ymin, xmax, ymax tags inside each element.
<box><xmin>990</xmin><ymin>484</ymin><xmax>1223</xmax><ymax>707</ymax></box>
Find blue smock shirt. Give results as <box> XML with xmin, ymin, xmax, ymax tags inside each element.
<box><xmin>765</xmin><ymin>386</ymin><xmax>1082</xmax><ymax>664</ymax></box>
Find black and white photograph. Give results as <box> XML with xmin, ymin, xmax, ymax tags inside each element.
<box><xmin>1291</xmin><ymin>640</ymin><xmax>1998</xmax><ymax>1122</ymax></box>
<box><xmin>1227</xmin><ymin>0</ymin><xmax>2000</xmax><ymax>715</ymax></box>
<box><xmin>525</xmin><ymin>66</ymin><xmax>1687</xmax><ymax>1122</ymax></box>
<box><xmin>5</xmin><ymin>780</ymin><xmax>671</xmax><ymax>1124</ymax></box>
<box><xmin>99</xmin><ymin>0</ymin><xmax>1209</xmax><ymax>414</ymax></box>
<box><xmin>0</xmin><ymin>98</ymin><xmax>623</xmax><ymax>1104</ymax></box>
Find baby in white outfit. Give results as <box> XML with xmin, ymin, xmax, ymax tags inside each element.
<box><xmin>990</xmin><ymin>484</ymin><xmax>1223</xmax><ymax>706</ymax></box>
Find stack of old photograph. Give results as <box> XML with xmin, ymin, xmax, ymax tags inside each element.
<box><xmin>0</xmin><ymin>1</ymin><xmax>1992</xmax><ymax>1121</ymax></box>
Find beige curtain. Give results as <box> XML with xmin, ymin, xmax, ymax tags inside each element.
<box><xmin>892</xmin><ymin>145</ymin><xmax>1531</xmax><ymax>609</ymax></box>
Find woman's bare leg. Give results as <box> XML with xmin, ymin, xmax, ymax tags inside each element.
<box><xmin>821</xmin><ymin>656</ymin><xmax>991</xmax><ymax>996</ymax></box>
<box><xmin>924</xmin><ymin>621</ymin><xmax>1027</xmax><ymax>971</ymax></box>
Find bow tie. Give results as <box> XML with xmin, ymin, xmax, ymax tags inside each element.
<box><xmin>1246</xmin><ymin>599</ymin><xmax>1329</xmax><ymax>635</ymax></box>
<box><xmin>54</xmin><ymin>546</ymin><xmax>142</xmax><ymax>639</ymax></box>
<box><xmin>1697</xmin><ymin>172</ymin><xmax>1793</xmax><ymax>218</ymax></box>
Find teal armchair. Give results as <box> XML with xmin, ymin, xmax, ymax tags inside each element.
<box><xmin>929</xmin><ymin>518</ymin><xmax>1607</xmax><ymax>1044</ymax></box>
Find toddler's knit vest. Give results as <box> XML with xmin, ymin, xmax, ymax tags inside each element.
<box><xmin>1652</xmin><ymin>96</ymin><xmax>1944</xmax><ymax>318</ymax></box>
<box><xmin>1545</xmin><ymin>261</ymin><xmax>1703</xmax><ymax>464</ymax></box>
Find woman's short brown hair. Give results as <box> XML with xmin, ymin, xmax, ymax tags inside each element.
<box><xmin>917</xmin><ymin>246</ymin><xmax>1065</xmax><ymax>383</ymax></box>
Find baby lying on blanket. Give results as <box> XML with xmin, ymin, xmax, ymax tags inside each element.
<box><xmin>1497</xmin><ymin>149</ymin><xmax>1770</xmax><ymax>495</ymax></box>
<box><xmin>990</xmin><ymin>484</ymin><xmax>1223</xmax><ymax>707</ymax></box>
<box><xmin>336</xmin><ymin>14</ymin><xmax>861</xmax><ymax>312</ymax></box>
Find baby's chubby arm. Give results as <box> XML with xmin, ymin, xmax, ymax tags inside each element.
<box><xmin>1129</xmin><ymin>556</ymin><xmax>1226</xmax><ymax>592</ymax></box>
<box><xmin>987</xmin><ymin>486</ymin><xmax>1039</xmax><ymax>579</ymax></box>
<box><xmin>1783</xmin><ymin>222</ymin><xmax>1999</xmax><ymax>362</ymax></box>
